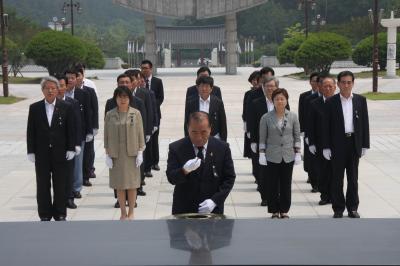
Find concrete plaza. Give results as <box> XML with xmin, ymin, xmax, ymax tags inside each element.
<box><xmin>0</xmin><ymin>67</ymin><xmax>399</xmax><ymax>221</ymax></box>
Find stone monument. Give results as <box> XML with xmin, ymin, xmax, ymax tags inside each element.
<box><xmin>381</xmin><ymin>11</ymin><xmax>400</xmax><ymax>78</ymax></box>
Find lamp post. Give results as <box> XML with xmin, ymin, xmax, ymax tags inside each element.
<box><xmin>298</xmin><ymin>0</ymin><xmax>316</xmax><ymax>38</ymax></box>
<box><xmin>311</xmin><ymin>14</ymin><xmax>326</xmax><ymax>32</ymax></box>
<box><xmin>62</xmin><ymin>0</ymin><xmax>82</xmax><ymax>35</ymax></box>
<box><xmin>0</xmin><ymin>0</ymin><xmax>9</xmax><ymax>97</ymax></box>
<box><xmin>368</xmin><ymin>2</ymin><xmax>384</xmax><ymax>93</ymax></box>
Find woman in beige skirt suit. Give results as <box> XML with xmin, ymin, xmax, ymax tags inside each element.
<box><xmin>104</xmin><ymin>86</ymin><xmax>145</xmax><ymax>220</ymax></box>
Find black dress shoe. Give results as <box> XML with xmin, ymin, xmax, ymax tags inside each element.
<box><xmin>89</xmin><ymin>169</ymin><xmax>96</xmax><ymax>179</ymax></box>
<box><xmin>73</xmin><ymin>191</ymin><xmax>82</xmax><ymax>199</ymax></box>
<box><xmin>137</xmin><ymin>187</ymin><xmax>146</xmax><ymax>196</ymax></box>
<box><xmin>54</xmin><ymin>216</ymin><xmax>66</xmax><ymax>221</ymax></box>
<box><xmin>144</xmin><ymin>171</ymin><xmax>153</xmax><ymax>177</ymax></box>
<box><xmin>271</xmin><ymin>213</ymin><xmax>279</xmax><ymax>219</ymax></box>
<box><xmin>311</xmin><ymin>188</ymin><xmax>319</xmax><ymax>193</ymax></box>
<box><xmin>318</xmin><ymin>199</ymin><xmax>330</xmax><ymax>205</ymax></box>
<box><xmin>141</xmin><ymin>180</ymin><xmax>146</xmax><ymax>186</ymax></box>
<box><xmin>306</xmin><ymin>178</ymin><xmax>311</xmax><ymax>184</ymax></box>
<box><xmin>151</xmin><ymin>164</ymin><xmax>160</xmax><ymax>171</ymax></box>
<box><xmin>333</xmin><ymin>212</ymin><xmax>343</xmax><ymax>218</ymax></box>
<box><xmin>83</xmin><ymin>180</ymin><xmax>92</xmax><ymax>187</ymax></box>
<box><xmin>348</xmin><ymin>211</ymin><xmax>360</xmax><ymax>218</ymax></box>
<box><xmin>135</xmin><ymin>202</ymin><xmax>138</xmax><ymax>208</ymax></box>
<box><xmin>114</xmin><ymin>200</ymin><xmax>120</xmax><ymax>208</ymax></box>
<box><xmin>67</xmin><ymin>199</ymin><xmax>77</xmax><ymax>209</ymax></box>
<box><xmin>260</xmin><ymin>200</ymin><xmax>268</xmax><ymax>206</ymax></box>
<box><xmin>40</xmin><ymin>217</ymin><xmax>52</xmax><ymax>221</ymax></box>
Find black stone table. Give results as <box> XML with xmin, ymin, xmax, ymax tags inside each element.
<box><xmin>1</xmin><ymin>219</ymin><xmax>399</xmax><ymax>265</ymax></box>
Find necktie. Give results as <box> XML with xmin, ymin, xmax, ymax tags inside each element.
<box><xmin>197</xmin><ymin>146</ymin><xmax>204</xmax><ymax>161</ymax></box>
<box><xmin>145</xmin><ymin>79</ymin><xmax>149</xmax><ymax>89</ymax></box>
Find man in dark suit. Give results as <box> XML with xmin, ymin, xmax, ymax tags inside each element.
<box><xmin>141</xmin><ymin>59</ymin><xmax>164</xmax><ymax>172</ymax></box>
<box><xmin>65</xmin><ymin>69</ymin><xmax>93</xmax><ymax>200</ymax></box>
<box><xmin>247</xmin><ymin>76</ymin><xmax>279</xmax><ymax>206</ymax></box>
<box><xmin>76</xmin><ymin>66</ymin><xmax>99</xmax><ymax>187</ymax></box>
<box><xmin>166</xmin><ymin>111</ymin><xmax>236</xmax><ymax>215</ymax></box>
<box><xmin>27</xmin><ymin>76</ymin><xmax>76</xmax><ymax>221</ymax></box>
<box><xmin>184</xmin><ymin>76</ymin><xmax>227</xmax><ymax>142</ymax></box>
<box><xmin>185</xmin><ymin>66</ymin><xmax>222</xmax><ymax>102</ymax></box>
<box><xmin>307</xmin><ymin>76</ymin><xmax>336</xmax><ymax>206</ymax></box>
<box><xmin>323</xmin><ymin>71</ymin><xmax>369</xmax><ymax>219</ymax></box>
<box><xmin>298</xmin><ymin>72</ymin><xmax>320</xmax><ymax>191</ymax></box>
<box><xmin>56</xmin><ymin>75</ymin><xmax>82</xmax><ymax>209</ymax></box>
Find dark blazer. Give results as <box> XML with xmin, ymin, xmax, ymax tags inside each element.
<box><xmin>83</xmin><ymin>85</ymin><xmax>99</xmax><ymax>130</ymax></box>
<box><xmin>298</xmin><ymin>90</ymin><xmax>313</xmax><ymax>133</ymax></box>
<box><xmin>134</xmin><ymin>87</ymin><xmax>154</xmax><ymax>135</ymax></box>
<box><xmin>302</xmin><ymin>92</ymin><xmax>320</xmax><ymax>137</ymax></box>
<box><xmin>323</xmin><ymin>93</ymin><xmax>370</xmax><ymax>159</ymax></box>
<box><xmin>104</xmin><ymin>96</ymin><xmax>146</xmax><ymax>136</ymax></box>
<box><xmin>150</xmin><ymin>76</ymin><xmax>164</xmax><ymax>119</ymax></box>
<box><xmin>27</xmin><ymin>99</ymin><xmax>75</xmax><ymax>163</ymax></box>
<box><xmin>244</xmin><ymin>87</ymin><xmax>264</xmax><ymax>135</ymax></box>
<box><xmin>307</xmin><ymin>96</ymin><xmax>328</xmax><ymax>153</ymax></box>
<box><xmin>186</xmin><ymin>85</ymin><xmax>222</xmax><ymax>102</ymax></box>
<box><xmin>71</xmin><ymin>88</ymin><xmax>92</xmax><ymax>138</ymax></box>
<box><xmin>64</xmin><ymin>96</ymin><xmax>82</xmax><ymax>146</ymax></box>
<box><xmin>148</xmin><ymin>89</ymin><xmax>160</xmax><ymax>128</ymax></box>
<box><xmin>166</xmin><ymin>136</ymin><xmax>236</xmax><ymax>215</ymax></box>
<box><xmin>184</xmin><ymin>95</ymin><xmax>227</xmax><ymax>141</ymax></box>
<box><xmin>242</xmin><ymin>88</ymin><xmax>253</xmax><ymax>122</ymax></box>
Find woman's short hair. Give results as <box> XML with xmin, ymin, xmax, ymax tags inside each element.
<box><xmin>272</xmin><ymin>88</ymin><xmax>289</xmax><ymax>102</ymax></box>
<box><xmin>248</xmin><ymin>71</ymin><xmax>261</xmax><ymax>83</ymax></box>
<box><xmin>113</xmin><ymin>86</ymin><xmax>133</xmax><ymax>104</ymax></box>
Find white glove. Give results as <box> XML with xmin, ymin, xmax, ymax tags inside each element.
<box><xmin>145</xmin><ymin>135</ymin><xmax>151</xmax><ymax>143</ymax></box>
<box><xmin>85</xmin><ymin>134</ymin><xmax>94</xmax><ymax>142</ymax></box>
<box><xmin>305</xmin><ymin>137</ymin><xmax>309</xmax><ymax>145</ymax></box>
<box><xmin>309</xmin><ymin>145</ymin><xmax>316</xmax><ymax>155</ymax></box>
<box><xmin>300</xmin><ymin>132</ymin><xmax>305</xmax><ymax>137</ymax></box>
<box><xmin>243</xmin><ymin>122</ymin><xmax>247</xmax><ymax>132</ymax></box>
<box><xmin>152</xmin><ymin>126</ymin><xmax>158</xmax><ymax>134</ymax></box>
<box><xmin>27</xmin><ymin>153</ymin><xmax>35</xmax><ymax>163</ymax></box>
<box><xmin>258</xmin><ymin>152</ymin><xmax>267</xmax><ymax>166</ymax></box>
<box><xmin>136</xmin><ymin>151</ymin><xmax>143</xmax><ymax>167</ymax></box>
<box><xmin>361</xmin><ymin>148</ymin><xmax>367</xmax><ymax>157</ymax></box>
<box><xmin>323</xmin><ymin>149</ymin><xmax>332</xmax><ymax>160</ymax></box>
<box><xmin>294</xmin><ymin>152</ymin><xmax>302</xmax><ymax>165</ymax></box>
<box><xmin>75</xmin><ymin>146</ymin><xmax>81</xmax><ymax>156</ymax></box>
<box><xmin>198</xmin><ymin>199</ymin><xmax>216</xmax><ymax>214</ymax></box>
<box><xmin>251</xmin><ymin>143</ymin><xmax>257</xmax><ymax>153</ymax></box>
<box><xmin>93</xmin><ymin>129</ymin><xmax>98</xmax><ymax>136</ymax></box>
<box><xmin>183</xmin><ymin>157</ymin><xmax>201</xmax><ymax>174</ymax></box>
<box><xmin>66</xmin><ymin>151</ymin><xmax>75</xmax><ymax>161</ymax></box>
<box><xmin>106</xmin><ymin>155</ymin><xmax>113</xmax><ymax>169</ymax></box>
<box><xmin>246</xmin><ymin>132</ymin><xmax>251</xmax><ymax>139</ymax></box>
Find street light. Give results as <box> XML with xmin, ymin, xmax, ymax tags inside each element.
<box><xmin>0</xmin><ymin>0</ymin><xmax>9</xmax><ymax>97</ymax></box>
<box><xmin>311</xmin><ymin>14</ymin><xmax>326</xmax><ymax>32</ymax></box>
<box><xmin>298</xmin><ymin>0</ymin><xmax>316</xmax><ymax>38</ymax></box>
<box><xmin>62</xmin><ymin>0</ymin><xmax>82</xmax><ymax>35</ymax></box>
<box><xmin>368</xmin><ymin>2</ymin><xmax>384</xmax><ymax>93</ymax></box>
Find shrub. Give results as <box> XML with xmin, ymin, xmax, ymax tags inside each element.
<box><xmin>277</xmin><ymin>35</ymin><xmax>305</xmax><ymax>64</ymax></box>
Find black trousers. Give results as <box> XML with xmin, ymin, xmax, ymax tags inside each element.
<box><xmin>305</xmin><ymin>144</ymin><xmax>318</xmax><ymax>189</ymax></box>
<box><xmin>151</xmin><ymin>128</ymin><xmax>160</xmax><ymax>166</ymax></box>
<box><xmin>266</xmin><ymin>160</ymin><xmax>294</xmax><ymax>214</ymax></box>
<box><xmin>331</xmin><ymin>136</ymin><xmax>360</xmax><ymax>214</ymax></box>
<box><xmin>66</xmin><ymin>160</ymin><xmax>75</xmax><ymax>199</ymax></box>
<box><xmin>316</xmin><ymin>152</ymin><xmax>332</xmax><ymax>201</ymax></box>
<box><xmin>251</xmin><ymin>150</ymin><xmax>260</xmax><ymax>182</ymax></box>
<box><xmin>83</xmin><ymin>139</ymin><xmax>95</xmax><ymax>180</ymax></box>
<box><xmin>144</xmin><ymin>137</ymin><xmax>153</xmax><ymax>172</ymax></box>
<box><xmin>35</xmin><ymin>158</ymin><xmax>68</xmax><ymax>219</ymax></box>
<box><xmin>258</xmin><ymin>164</ymin><xmax>268</xmax><ymax>201</ymax></box>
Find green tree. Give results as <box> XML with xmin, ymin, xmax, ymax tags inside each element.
<box><xmin>82</xmin><ymin>40</ymin><xmax>105</xmax><ymax>69</ymax></box>
<box><xmin>294</xmin><ymin>32</ymin><xmax>351</xmax><ymax>74</ymax></box>
<box><xmin>352</xmin><ymin>32</ymin><xmax>400</xmax><ymax>70</ymax></box>
<box><xmin>25</xmin><ymin>31</ymin><xmax>87</xmax><ymax>75</ymax></box>
<box><xmin>277</xmin><ymin>35</ymin><xmax>305</xmax><ymax>64</ymax></box>
<box><xmin>0</xmin><ymin>38</ymin><xmax>23</xmax><ymax>77</ymax></box>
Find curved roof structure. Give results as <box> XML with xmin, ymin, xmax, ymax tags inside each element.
<box><xmin>113</xmin><ymin>0</ymin><xmax>268</xmax><ymax>19</ymax></box>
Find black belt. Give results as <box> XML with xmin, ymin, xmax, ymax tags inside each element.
<box><xmin>345</xmin><ymin>133</ymin><xmax>353</xmax><ymax>137</ymax></box>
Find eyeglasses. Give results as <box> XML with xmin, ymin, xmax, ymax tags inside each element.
<box><xmin>339</xmin><ymin>81</ymin><xmax>353</xmax><ymax>85</ymax></box>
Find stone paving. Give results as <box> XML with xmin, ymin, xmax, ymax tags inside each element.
<box><xmin>0</xmin><ymin>67</ymin><xmax>399</xmax><ymax>221</ymax></box>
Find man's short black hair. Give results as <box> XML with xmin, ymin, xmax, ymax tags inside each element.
<box><xmin>248</xmin><ymin>71</ymin><xmax>261</xmax><ymax>83</ymax></box>
<box><xmin>64</xmin><ymin>68</ymin><xmax>79</xmax><ymax>77</ymax></box>
<box><xmin>196</xmin><ymin>76</ymin><xmax>214</xmax><ymax>87</ymax></box>
<box><xmin>113</xmin><ymin>86</ymin><xmax>134</xmax><ymax>103</ymax></box>
<box><xmin>260</xmin><ymin>66</ymin><xmax>275</xmax><ymax>76</ymax></box>
<box><xmin>309</xmin><ymin>72</ymin><xmax>319</xmax><ymax>82</ymax></box>
<box><xmin>124</xmin><ymin>69</ymin><xmax>142</xmax><ymax>79</ymax></box>
<box><xmin>188</xmin><ymin>111</ymin><xmax>211</xmax><ymax>128</ymax></box>
<box><xmin>197</xmin><ymin>66</ymin><xmax>211</xmax><ymax>76</ymax></box>
<box><xmin>337</xmin><ymin>70</ymin><xmax>355</xmax><ymax>82</ymax></box>
<box><xmin>75</xmin><ymin>62</ymin><xmax>86</xmax><ymax>70</ymax></box>
<box><xmin>117</xmin><ymin>73</ymin><xmax>133</xmax><ymax>82</ymax></box>
<box><xmin>317</xmin><ymin>72</ymin><xmax>329</xmax><ymax>83</ymax></box>
<box><xmin>141</xmin><ymin>59</ymin><xmax>153</xmax><ymax>68</ymax></box>
<box><xmin>55</xmin><ymin>74</ymin><xmax>68</xmax><ymax>84</ymax></box>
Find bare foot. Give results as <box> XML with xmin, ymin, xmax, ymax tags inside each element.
<box><xmin>120</xmin><ymin>215</ymin><xmax>128</xmax><ymax>220</ymax></box>
<box><xmin>128</xmin><ymin>214</ymin><xmax>134</xmax><ymax>220</ymax></box>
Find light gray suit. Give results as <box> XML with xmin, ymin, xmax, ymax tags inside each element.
<box><xmin>259</xmin><ymin>109</ymin><xmax>301</xmax><ymax>164</ymax></box>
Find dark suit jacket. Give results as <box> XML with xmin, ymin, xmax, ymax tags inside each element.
<box><xmin>148</xmin><ymin>89</ymin><xmax>160</xmax><ymax>127</ymax></box>
<box><xmin>302</xmin><ymin>92</ymin><xmax>320</xmax><ymax>137</ymax></box>
<box><xmin>83</xmin><ymin>85</ymin><xmax>99</xmax><ymax>130</ymax></box>
<box><xmin>104</xmin><ymin>97</ymin><xmax>146</xmax><ymax>137</ymax></box>
<box><xmin>150</xmin><ymin>76</ymin><xmax>164</xmax><ymax>119</ymax></box>
<box><xmin>184</xmin><ymin>95</ymin><xmax>227</xmax><ymax>141</ymax></box>
<box><xmin>27</xmin><ymin>99</ymin><xmax>75</xmax><ymax>163</ymax></box>
<box><xmin>64</xmin><ymin>96</ymin><xmax>82</xmax><ymax>147</ymax></box>
<box><xmin>71</xmin><ymin>88</ymin><xmax>92</xmax><ymax>138</ymax></box>
<box><xmin>134</xmin><ymin>87</ymin><xmax>153</xmax><ymax>135</ymax></box>
<box><xmin>242</xmin><ymin>88</ymin><xmax>253</xmax><ymax>122</ymax></box>
<box><xmin>308</xmin><ymin>96</ymin><xmax>328</xmax><ymax>153</ymax></box>
<box><xmin>298</xmin><ymin>90</ymin><xmax>313</xmax><ymax>133</ymax></box>
<box><xmin>186</xmin><ymin>85</ymin><xmax>222</xmax><ymax>102</ymax></box>
<box><xmin>323</xmin><ymin>93</ymin><xmax>370</xmax><ymax>159</ymax></box>
<box><xmin>244</xmin><ymin>87</ymin><xmax>264</xmax><ymax>134</ymax></box>
<box><xmin>166</xmin><ymin>136</ymin><xmax>236</xmax><ymax>214</ymax></box>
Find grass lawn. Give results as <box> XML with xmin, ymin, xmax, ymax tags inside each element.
<box><xmin>0</xmin><ymin>76</ymin><xmax>42</xmax><ymax>84</ymax></box>
<box><xmin>286</xmin><ymin>69</ymin><xmax>400</xmax><ymax>80</ymax></box>
<box><xmin>362</xmin><ymin>92</ymin><xmax>400</xmax><ymax>100</ymax></box>
<box><xmin>0</xmin><ymin>96</ymin><xmax>25</xmax><ymax>104</ymax></box>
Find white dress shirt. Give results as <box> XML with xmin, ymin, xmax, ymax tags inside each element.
<box><xmin>193</xmin><ymin>141</ymin><xmax>208</xmax><ymax>160</ymax></box>
<box><xmin>199</xmin><ymin>96</ymin><xmax>211</xmax><ymax>113</ymax></box>
<box><xmin>146</xmin><ymin>75</ymin><xmax>152</xmax><ymax>89</ymax></box>
<box><xmin>65</xmin><ymin>88</ymin><xmax>75</xmax><ymax>99</ymax></box>
<box><xmin>45</xmin><ymin>99</ymin><xmax>56</xmax><ymax>127</ymax></box>
<box><xmin>340</xmin><ymin>93</ymin><xmax>354</xmax><ymax>133</ymax></box>
<box><xmin>266</xmin><ymin>97</ymin><xmax>274</xmax><ymax>112</ymax></box>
